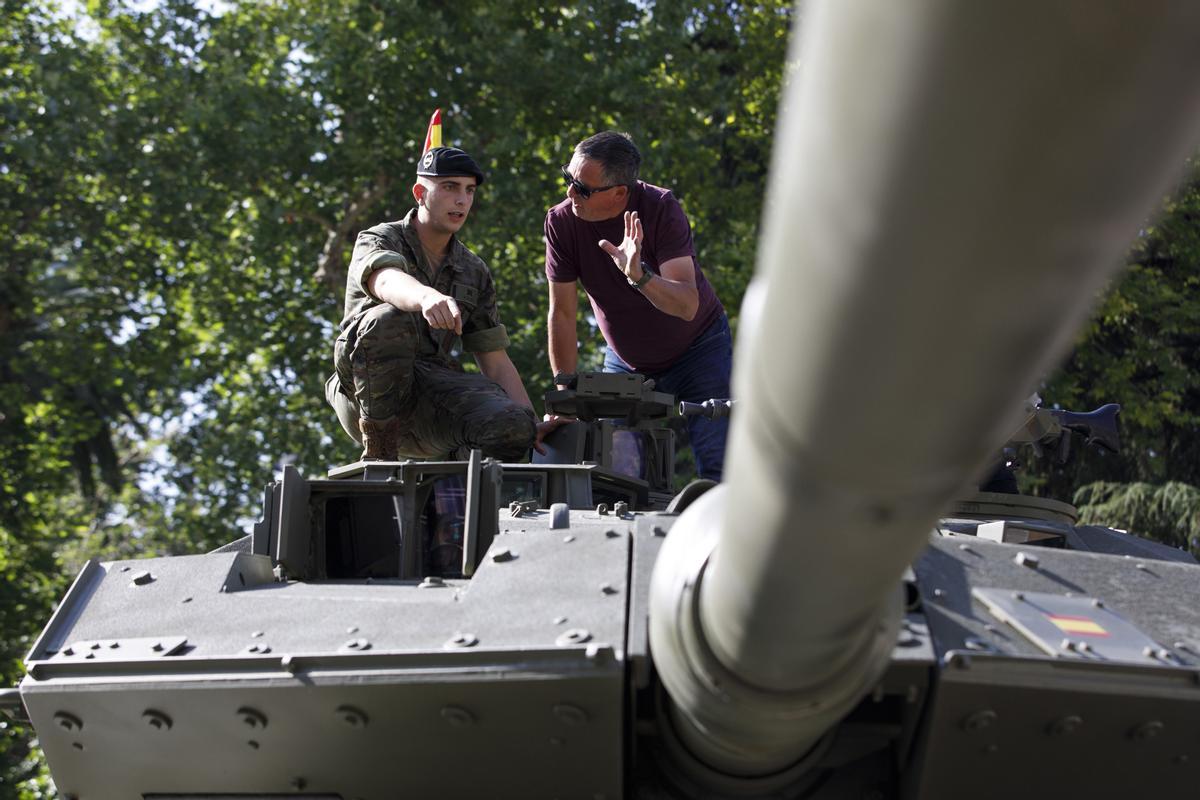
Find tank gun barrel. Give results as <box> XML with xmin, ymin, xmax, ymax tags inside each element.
<box><xmin>651</xmin><ymin>0</ymin><xmax>1200</xmax><ymax>778</ymax></box>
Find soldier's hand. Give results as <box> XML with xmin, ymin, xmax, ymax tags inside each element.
<box><xmin>420</xmin><ymin>290</ymin><xmax>462</xmax><ymax>335</ymax></box>
<box><xmin>533</xmin><ymin>414</ymin><xmax>573</xmax><ymax>455</ymax></box>
<box><xmin>598</xmin><ymin>210</ymin><xmax>645</xmax><ymax>281</ymax></box>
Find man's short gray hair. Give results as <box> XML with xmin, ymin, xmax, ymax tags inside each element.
<box><xmin>575</xmin><ymin>131</ymin><xmax>642</xmax><ymax>188</ymax></box>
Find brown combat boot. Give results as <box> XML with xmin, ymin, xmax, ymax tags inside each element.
<box><xmin>359</xmin><ymin>416</ymin><xmax>401</xmax><ymax>461</ymax></box>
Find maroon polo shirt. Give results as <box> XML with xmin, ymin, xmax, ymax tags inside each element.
<box><xmin>544</xmin><ymin>181</ymin><xmax>723</xmax><ymax>373</ymax></box>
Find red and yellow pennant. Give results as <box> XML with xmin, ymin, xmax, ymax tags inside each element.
<box><xmin>1047</xmin><ymin>614</ymin><xmax>1110</xmax><ymax>637</ymax></box>
<box><xmin>423</xmin><ymin>108</ymin><xmax>443</xmax><ymax>154</ymax></box>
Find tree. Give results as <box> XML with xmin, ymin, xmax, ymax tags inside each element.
<box><xmin>1020</xmin><ymin>164</ymin><xmax>1200</xmax><ymax>553</ymax></box>
<box><xmin>1074</xmin><ymin>481</ymin><xmax>1200</xmax><ymax>552</ymax></box>
<box><xmin>0</xmin><ymin>1</ymin><xmax>795</xmax><ymax>793</ymax></box>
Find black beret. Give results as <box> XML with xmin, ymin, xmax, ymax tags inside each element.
<box><xmin>416</xmin><ymin>146</ymin><xmax>486</xmax><ymax>186</ymax></box>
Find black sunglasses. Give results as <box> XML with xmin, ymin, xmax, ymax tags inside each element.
<box><xmin>560</xmin><ymin>165</ymin><xmax>620</xmax><ymax>200</ymax></box>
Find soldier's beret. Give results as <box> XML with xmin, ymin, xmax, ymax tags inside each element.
<box><xmin>416</xmin><ymin>147</ymin><xmax>486</xmax><ymax>187</ymax></box>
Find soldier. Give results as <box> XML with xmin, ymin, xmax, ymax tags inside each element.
<box><xmin>326</xmin><ymin>139</ymin><xmax>561</xmax><ymax>461</ymax></box>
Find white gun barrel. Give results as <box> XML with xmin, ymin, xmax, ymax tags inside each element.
<box><xmin>651</xmin><ymin>0</ymin><xmax>1200</xmax><ymax>777</ymax></box>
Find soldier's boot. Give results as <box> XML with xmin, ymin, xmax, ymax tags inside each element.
<box><xmin>359</xmin><ymin>416</ymin><xmax>401</xmax><ymax>461</ymax></box>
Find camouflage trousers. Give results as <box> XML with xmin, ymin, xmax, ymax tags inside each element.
<box><xmin>328</xmin><ymin>304</ymin><xmax>536</xmax><ymax>461</ymax></box>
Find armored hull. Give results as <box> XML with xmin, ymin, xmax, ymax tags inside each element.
<box><xmin>16</xmin><ymin>472</ymin><xmax>1200</xmax><ymax>798</ymax></box>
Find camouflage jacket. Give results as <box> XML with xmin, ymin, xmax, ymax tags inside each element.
<box><xmin>340</xmin><ymin>208</ymin><xmax>510</xmax><ymax>361</ymax></box>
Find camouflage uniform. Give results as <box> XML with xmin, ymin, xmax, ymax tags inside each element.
<box><xmin>326</xmin><ymin>208</ymin><xmax>536</xmax><ymax>461</ymax></box>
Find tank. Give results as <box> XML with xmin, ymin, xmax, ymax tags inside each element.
<box><xmin>7</xmin><ymin>2</ymin><xmax>1200</xmax><ymax>798</ymax></box>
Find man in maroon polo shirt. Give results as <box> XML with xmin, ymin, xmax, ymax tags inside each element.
<box><xmin>544</xmin><ymin>131</ymin><xmax>732</xmax><ymax>481</ymax></box>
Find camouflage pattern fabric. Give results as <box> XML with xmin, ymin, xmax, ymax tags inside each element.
<box><xmin>339</xmin><ymin>208</ymin><xmax>510</xmax><ymax>356</ymax></box>
<box><xmin>328</xmin><ymin>209</ymin><xmax>535</xmax><ymax>460</ymax></box>
<box><xmin>328</xmin><ymin>324</ymin><xmax>535</xmax><ymax>460</ymax></box>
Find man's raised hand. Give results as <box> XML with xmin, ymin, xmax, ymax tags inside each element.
<box><xmin>597</xmin><ymin>210</ymin><xmax>644</xmax><ymax>281</ymax></box>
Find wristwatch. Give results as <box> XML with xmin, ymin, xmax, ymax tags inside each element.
<box><xmin>629</xmin><ymin>268</ymin><xmax>654</xmax><ymax>290</ymax></box>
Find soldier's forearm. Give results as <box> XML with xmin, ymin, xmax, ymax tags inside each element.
<box><xmin>476</xmin><ymin>350</ymin><xmax>533</xmax><ymax>410</ymax></box>
<box><xmin>368</xmin><ymin>267</ymin><xmax>441</xmax><ymax>312</ymax></box>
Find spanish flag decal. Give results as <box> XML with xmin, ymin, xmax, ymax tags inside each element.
<box><xmin>423</xmin><ymin>108</ymin><xmax>443</xmax><ymax>154</ymax></box>
<box><xmin>1047</xmin><ymin>614</ymin><xmax>1110</xmax><ymax>637</ymax></box>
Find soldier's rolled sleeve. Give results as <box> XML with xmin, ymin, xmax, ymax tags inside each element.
<box><xmin>462</xmin><ymin>324</ymin><xmax>510</xmax><ymax>353</ymax></box>
<box><xmin>349</xmin><ymin>232</ymin><xmax>413</xmax><ymax>300</ymax></box>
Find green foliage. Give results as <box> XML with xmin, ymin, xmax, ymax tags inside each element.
<box><xmin>1074</xmin><ymin>481</ymin><xmax>1200</xmax><ymax>555</ymax></box>
<box><xmin>1024</xmin><ymin>163</ymin><xmax>1200</xmax><ymax>502</ymax></box>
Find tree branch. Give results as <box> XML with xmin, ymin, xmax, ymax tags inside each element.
<box><xmin>312</xmin><ymin>172</ymin><xmax>392</xmax><ymax>294</ymax></box>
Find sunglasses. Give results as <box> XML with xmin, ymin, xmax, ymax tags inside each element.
<box><xmin>560</xmin><ymin>165</ymin><xmax>620</xmax><ymax>200</ymax></box>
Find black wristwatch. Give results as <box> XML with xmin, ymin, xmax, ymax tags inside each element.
<box><xmin>629</xmin><ymin>269</ymin><xmax>654</xmax><ymax>290</ymax></box>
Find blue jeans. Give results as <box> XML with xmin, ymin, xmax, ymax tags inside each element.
<box><xmin>603</xmin><ymin>314</ymin><xmax>732</xmax><ymax>481</ymax></box>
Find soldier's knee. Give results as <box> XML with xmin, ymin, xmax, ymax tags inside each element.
<box><xmin>480</xmin><ymin>405</ymin><xmax>537</xmax><ymax>461</ymax></box>
<box><xmin>355</xmin><ymin>303</ymin><xmax>417</xmax><ymax>345</ymax></box>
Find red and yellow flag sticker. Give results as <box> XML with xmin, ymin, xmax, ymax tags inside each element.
<box><xmin>423</xmin><ymin>108</ymin><xmax>443</xmax><ymax>154</ymax></box>
<box><xmin>1047</xmin><ymin>614</ymin><xmax>1110</xmax><ymax>637</ymax></box>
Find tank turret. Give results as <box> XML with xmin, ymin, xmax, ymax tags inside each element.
<box><xmin>8</xmin><ymin>2</ymin><xmax>1200</xmax><ymax>798</ymax></box>
<box><xmin>533</xmin><ymin>370</ymin><xmax>680</xmax><ymax>510</ymax></box>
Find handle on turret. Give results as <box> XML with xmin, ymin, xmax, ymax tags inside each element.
<box><xmin>1007</xmin><ymin>402</ymin><xmax>1122</xmax><ymax>461</ymax></box>
<box><xmin>678</xmin><ymin>399</ymin><xmax>734</xmax><ymax>420</ymax></box>
<box><xmin>1049</xmin><ymin>403</ymin><xmax>1121</xmax><ymax>454</ymax></box>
